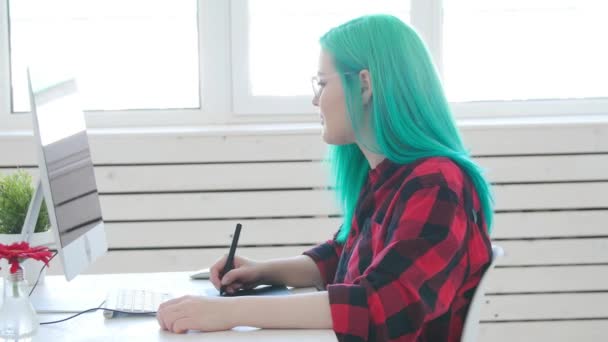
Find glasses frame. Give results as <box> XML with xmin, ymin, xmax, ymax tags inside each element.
<box><xmin>311</xmin><ymin>72</ymin><xmax>357</xmax><ymax>98</ymax></box>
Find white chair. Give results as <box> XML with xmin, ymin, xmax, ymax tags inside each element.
<box><xmin>460</xmin><ymin>244</ymin><xmax>505</xmax><ymax>342</ymax></box>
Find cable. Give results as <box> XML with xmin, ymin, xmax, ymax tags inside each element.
<box><xmin>39</xmin><ymin>306</ymin><xmax>156</xmax><ymax>325</ymax></box>
<box><xmin>28</xmin><ymin>251</ymin><xmax>58</xmax><ymax>297</ymax></box>
<box><xmin>24</xmin><ymin>252</ymin><xmax>159</xmax><ymax>325</ymax></box>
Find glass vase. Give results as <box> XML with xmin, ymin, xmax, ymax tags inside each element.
<box><xmin>0</xmin><ymin>266</ymin><xmax>39</xmax><ymax>341</ymax></box>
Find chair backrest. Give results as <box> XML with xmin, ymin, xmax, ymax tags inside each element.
<box><xmin>460</xmin><ymin>244</ymin><xmax>505</xmax><ymax>342</ymax></box>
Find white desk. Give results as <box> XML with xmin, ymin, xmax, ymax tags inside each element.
<box><xmin>24</xmin><ymin>272</ymin><xmax>337</xmax><ymax>341</ymax></box>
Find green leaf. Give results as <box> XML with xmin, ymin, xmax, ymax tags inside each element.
<box><xmin>0</xmin><ymin>170</ymin><xmax>51</xmax><ymax>234</ymax></box>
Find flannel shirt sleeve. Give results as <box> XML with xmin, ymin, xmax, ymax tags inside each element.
<box><xmin>302</xmin><ymin>228</ymin><xmax>345</xmax><ymax>289</ymax></box>
<box><xmin>328</xmin><ymin>183</ymin><xmax>469</xmax><ymax>341</ymax></box>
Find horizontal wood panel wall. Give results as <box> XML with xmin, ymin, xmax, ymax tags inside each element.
<box><xmin>1</xmin><ymin>120</ymin><xmax>608</xmax><ymax>342</ymax></box>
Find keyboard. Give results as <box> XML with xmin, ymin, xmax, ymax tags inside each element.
<box><xmin>103</xmin><ymin>289</ymin><xmax>173</xmax><ymax>319</ymax></box>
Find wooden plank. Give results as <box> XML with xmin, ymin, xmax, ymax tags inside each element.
<box><xmin>2</xmin><ymin>121</ymin><xmax>608</xmax><ymax>166</ymax></box>
<box><xmin>479</xmin><ymin>320</ymin><xmax>608</xmax><ymax>342</ymax></box>
<box><xmin>0</xmin><ymin>133</ymin><xmax>327</xmax><ymax>166</ymax></box>
<box><xmin>95</xmin><ymin>183</ymin><xmax>608</xmax><ymax>221</ymax></box>
<box><xmin>3</xmin><ymin>154</ymin><xmax>608</xmax><ymax>191</ymax></box>
<box><xmin>102</xmin><ymin>232</ymin><xmax>608</xmax><ymax>270</ymax></box>
<box><xmin>93</xmin><ymin>162</ymin><xmax>331</xmax><ymax>192</ymax></box>
<box><xmin>482</xmin><ymin>293</ymin><xmax>608</xmax><ymax>321</ymax></box>
<box><xmin>492</xmin><ymin>210</ymin><xmax>608</xmax><ymax>239</ymax></box>
<box><xmin>1</xmin><ymin>163</ymin><xmax>330</xmax><ymax>192</ymax></box>
<box><xmin>83</xmin><ymin>154</ymin><xmax>608</xmax><ymax>192</ymax></box>
<box><xmin>46</xmin><ymin>246</ymin><xmax>312</xmax><ymax>275</ymax></box>
<box><xmin>105</xmin><ymin>218</ymin><xmax>342</xmax><ymax>248</ymax></box>
<box><xmin>90</xmin><ymin>133</ymin><xmax>328</xmax><ymax>164</ymax></box>
<box><xmin>463</xmin><ymin>121</ymin><xmax>608</xmax><ymax>156</ymax></box>
<box><xmin>104</xmin><ymin>212</ymin><xmax>608</xmax><ymax>248</ymax></box>
<box><xmin>494</xmin><ymin>182</ymin><xmax>608</xmax><ymax>211</ymax></box>
<box><xmin>99</xmin><ymin>190</ymin><xmax>339</xmax><ymax>220</ymax></box>
<box><xmin>496</xmin><ymin>238</ymin><xmax>608</xmax><ymax>266</ymax></box>
<box><xmin>478</xmin><ymin>154</ymin><xmax>608</xmax><ymax>183</ymax></box>
<box><xmin>486</xmin><ymin>265</ymin><xmax>608</xmax><ymax>294</ymax></box>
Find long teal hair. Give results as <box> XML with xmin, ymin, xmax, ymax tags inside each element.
<box><xmin>320</xmin><ymin>15</ymin><xmax>494</xmax><ymax>243</ymax></box>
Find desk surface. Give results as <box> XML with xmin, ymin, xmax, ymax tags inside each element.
<box><xmin>23</xmin><ymin>272</ymin><xmax>337</xmax><ymax>342</ymax></box>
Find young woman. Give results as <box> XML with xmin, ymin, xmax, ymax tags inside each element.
<box><xmin>157</xmin><ymin>14</ymin><xmax>493</xmax><ymax>341</ymax></box>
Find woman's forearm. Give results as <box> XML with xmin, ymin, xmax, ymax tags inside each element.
<box><xmin>261</xmin><ymin>255</ymin><xmax>324</xmax><ymax>289</ymax></box>
<box><xmin>231</xmin><ymin>291</ymin><xmax>333</xmax><ymax>329</ymax></box>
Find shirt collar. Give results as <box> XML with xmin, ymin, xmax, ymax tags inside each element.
<box><xmin>368</xmin><ymin>157</ymin><xmax>396</xmax><ymax>184</ymax></box>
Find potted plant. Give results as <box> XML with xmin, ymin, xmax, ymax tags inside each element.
<box><xmin>0</xmin><ymin>170</ymin><xmax>54</xmax><ymax>283</ymax></box>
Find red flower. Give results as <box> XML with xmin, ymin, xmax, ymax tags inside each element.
<box><xmin>0</xmin><ymin>241</ymin><xmax>53</xmax><ymax>274</ymax></box>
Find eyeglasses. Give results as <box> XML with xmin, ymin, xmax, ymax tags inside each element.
<box><xmin>311</xmin><ymin>72</ymin><xmax>356</xmax><ymax>98</ymax></box>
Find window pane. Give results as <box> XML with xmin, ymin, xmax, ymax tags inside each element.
<box><xmin>9</xmin><ymin>0</ymin><xmax>199</xmax><ymax>112</ymax></box>
<box><xmin>248</xmin><ymin>0</ymin><xmax>410</xmax><ymax>97</ymax></box>
<box><xmin>443</xmin><ymin>0</ymin><xmax>608</xmax><ymax>102</ymax></box>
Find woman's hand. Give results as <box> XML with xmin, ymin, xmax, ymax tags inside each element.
<box><xmin>156</xmin><ymin>295</ymin><xmax>237</xmax><ymax>333</ymax></box>
<box><xmin>209</xmin><ymin>255</ymin><xmax>267</xmax><ymax>295</ymax></box>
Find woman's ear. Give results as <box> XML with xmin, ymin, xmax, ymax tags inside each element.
<box><xmin>359</xmin><ymin>70</ymin><xmax>372</xmax><ymax>105</ymax></box>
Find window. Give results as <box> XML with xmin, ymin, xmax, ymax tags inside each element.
<box><xmin>8</xmin><ymin>0</ymin><xmax>199</xmax><ymax>112</ymax></box>
<box><xmin>247</xmin><ymin>1</ymin><xmax>410</xmax><ymax>97</ymax></box>
<box><xmin>443</xmin><ymin>0</ymin><xmax>608</xmax><ymax>103</ymax></box>
<box><xmin>231</xmin><ymin>0</ymin><xmax>410</xmax><ymax>114</ymax></box>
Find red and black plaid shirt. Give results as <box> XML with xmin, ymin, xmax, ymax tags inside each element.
<box><xmin>303</xmin><ymin>157</ymin><xmax>492</xmax><ymax>342</ymax></box>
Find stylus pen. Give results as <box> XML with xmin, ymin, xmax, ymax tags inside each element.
<box><xmin>220</xmin><ymin>223</ymin><xmax>242</xmax><ymax>296</ymax></box>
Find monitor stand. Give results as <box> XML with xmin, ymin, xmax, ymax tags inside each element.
<box><xmin>20</xmin><ymin>180</ymin><xmax>44</xmax><ymax>244</ymax></box>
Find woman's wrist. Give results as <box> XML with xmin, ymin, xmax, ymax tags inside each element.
<box><xmin>225</xmin><ymin>292</ymin><xmax>333</xmax><ymax>329</ymax></box>
<box><xmin>230</xmin><ymin>296</ymin><xmax>272</xmax><ymax>328</ymax></box>
<box><xmin>257</xmin><ymin>256</ymin><xmax>322</xmax><ymax>288</ymax></box>
<box><xmin>222</xmin><ymin>296</ymin><xmax>242</xmax><ymax>328</ymax></box>
<box><xmin>227</xmin><ymin>296</ymin><xmax>263</xmax><ymax>328</ymax></box>
<box><xmin>258</xmin><ymin>260</ymin><xmax>281</xmax><ymax>285</ymax></box>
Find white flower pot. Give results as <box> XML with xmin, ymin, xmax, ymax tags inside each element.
<box><xmin>0</xmin><ymin>231</ymin><xmax>55</xmax><ymax>286</ymax></box>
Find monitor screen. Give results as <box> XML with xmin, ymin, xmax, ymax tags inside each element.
<box><xmin>33</xmin><ymin>79</ymin><xmax>103</xmax><ymax>248</ymax></box>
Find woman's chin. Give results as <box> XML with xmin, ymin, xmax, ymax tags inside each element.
<box><xmin>321</xmin><ymin>128</ymin><xmax>343</xmax><ymax>145</ymax></box>
<box><xmin>321</xmin><ymin>126</ymin><xmax>333</xmax><ymax>144</ymax></box>
<box><xmin>322</xmin><ymin>128</ymin><xmax>357</xmax><ymax>145</ymax></box>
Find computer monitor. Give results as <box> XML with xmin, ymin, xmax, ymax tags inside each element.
<box><xmin>21</xmin><ymin>67</ymin><xmax>108</xmax><ymax>281</ymax></box>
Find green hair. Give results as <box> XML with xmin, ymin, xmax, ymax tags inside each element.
<box><xmin>320</xmin><ymin>15</ymin><xmax>494</xmax><ymax>243</ymax></box>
